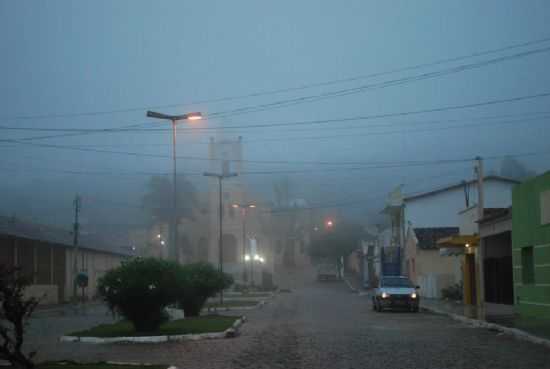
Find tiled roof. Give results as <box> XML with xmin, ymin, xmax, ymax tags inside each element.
<box><xmin>413</xmin><ymin>227</ymin><xmax>459</xmax><ymax>249</ymax></box>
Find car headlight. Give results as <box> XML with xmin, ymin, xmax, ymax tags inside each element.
<box><xmin>381</xmin><ymin>292</ymin><xmax>389</xmax><ymax>299</ymax></box>
<box><xmin>411</xmin><ymin>293</ymin><xmax>417</xmax><ymax>299</ymax></box>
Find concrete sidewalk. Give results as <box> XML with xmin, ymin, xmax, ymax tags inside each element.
<box><xmin>421</xmin><ymin>298</ymin><xmax>550</xmax><ymax>348</ymax></box>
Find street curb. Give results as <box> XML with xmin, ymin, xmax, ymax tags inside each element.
<box><xmin>343</xmin><ymin>278</ymin><xmax>359</xmax><ymax>294</ymax></box>
<box><xmin>59</xmin><ymin>316</ymin><xmax>246</xmax><ymax>344</ymax></box>
<box><xmin>422</xmin><ymin>306</ymin><xmax>550</xmax><ymax>349</ymax></box>
<box><xmin>203</xmin><ymin>300</ymin><xmax>266</xmax><ymax>313</ymax></box>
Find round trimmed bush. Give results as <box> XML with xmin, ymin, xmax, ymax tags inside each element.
<box><xmin>97</xmin><ymin>258</ymin><xmax>180</xmax><ymax>332</ymax></box>
<box><xmin>176</xmin><ymin>262</ymin><xmax>233</xmax><ymax>317</ymax></box>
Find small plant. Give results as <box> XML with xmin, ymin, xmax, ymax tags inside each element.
<box><xmin>0</xmin><ymin>266</ymin><xmax>40</xmax><ymax>369</ymax></box>
<box><xmin>97</xmin><ymin>258</ymin><xmax>180</xmax><ymax>332</ymax></box>
<box><xmin>176</xmin><ymin>262</ymin><xmax>233</xmax><ymax>317</ymax></box>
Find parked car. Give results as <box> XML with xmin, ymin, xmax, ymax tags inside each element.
<box><xmin>372</xmin><ymin>276</ymin><xmax>419</xmax><ymax>312</ymax></box>
<box><xmin>316</xmin><ymin>263</ymin><xmax>339</xmax><ymax>281</ymax></box>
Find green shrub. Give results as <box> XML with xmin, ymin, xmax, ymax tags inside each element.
<box><xmin>97</xmin><ymin>258</ymin><xmax>180</xmax><ymax>332</ymax></box>
<box><xmin>176</xmin><ymin>262</ymin><xmax>233</xmax><ymax>317</ymax></box>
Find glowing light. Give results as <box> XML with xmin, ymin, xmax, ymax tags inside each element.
<box><xmin>186</xmin><ymin>112</ymin><xmax>203</xmax><ymax>121</ymax></box>
<box><xmin>244</xmin><ymin>254</ymin><xmax>251</xmax><ymax>261</ymax></box>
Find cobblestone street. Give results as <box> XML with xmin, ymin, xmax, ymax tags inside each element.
<box><xmin>27</xmin><ymin>280</ymin><xmax>550</xmax><ymax>369</ymax></box>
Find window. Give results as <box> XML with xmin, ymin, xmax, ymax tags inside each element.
<box><xmin>521</xmin><ymin>246</ymin><xmax>534</xmax><ymax>284</ymax></box>
<box><xmin>541</xmin><ymin>190</ymin><xmax>550</xmax><ymax>225</ymax></box>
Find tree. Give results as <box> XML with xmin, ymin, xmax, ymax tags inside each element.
<box><xmin>499</xmin><ymin>157</ymin><xmax>536</xmax><ymax>181</ymax></box>
<box><xmin>308</xmin><ymin>222</ymin><xmax>365</xmax><ymax>264</ymax></box>
<box><xmin>97</xmin><ymin>258</ymin><xmax>180</xmax><ymax>332</ymax></box>
<box><xmin>176</xmin><ymin>262</ymin><xmax>233</xmax><ymax>317</ymax></box>
<box><xmin>142</xmin><ymin>175</ymin><xmax>197</xmax><ymax>224</ymax></box>
<box><xmin>0</xmin><ymin>266</ymin><xmax>40</xmax><ymax>369</ymax></box>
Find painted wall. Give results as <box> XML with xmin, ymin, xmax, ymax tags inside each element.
<box><xmin>512</xmin><ymin>172</ymin><xmax>550</xmax><ymax>318</ymax></box>
<box><xmin>404</xmin><ymin>179</ymin><xmax>514</xmax><ymax>228</ymax></box>
<box><xmin>404</xmin><ymin>229</ymin><xmax>462</xmax><ymax>298</ymax></box>
<box><xmin>65</xmin><ymin>248</ymin><xmax>126</xmax><ymax>302</ymax></box>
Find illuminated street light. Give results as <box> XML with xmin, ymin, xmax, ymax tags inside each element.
<box><xmin>157</xmin><ymin>234</ymin><xmax>162</xmax><ymax>239</ymax></box>
<box><xmin>146</xmin><ymin>110</ymin><xmax>203</xmax><ymax>262</ymax></box>
<box><xmin>244</xmin><ymin>254</ymin><xmax>251</xmax><ymax>261</ymax></box>
<box><xmin>160</xmin><ymin>240</ymin><xmax>166</xmax><ymax>246</ymax></box>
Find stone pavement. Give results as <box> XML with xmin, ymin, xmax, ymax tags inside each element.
<box><xmin>23</xmin><ymin>280</ymin><xmax>550</xmax><ymax>368</ymax></box>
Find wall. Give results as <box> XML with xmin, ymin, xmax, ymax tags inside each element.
<box><xmin>0</xmin><ymin>235</ymin><xmax>65</xmax><ymax>304</ymax></box>
<box><xmin>64</xmin><ymin>248</ymin><xmax>125</xmax><ymax>301</ymax></box>
<box><xmin>416</xmin><ymin>248</ymin><xmax>462</xmax><ymax>298</ymax></box>
<box><xmin>512</xmin><ymin>172</ymin><xmax>550</xmax><ymax>318</ymax></box>
<box><xmin>404</xmin><ymin>179</ymin><xmax>514</xmax><ymax>228</ymax></box>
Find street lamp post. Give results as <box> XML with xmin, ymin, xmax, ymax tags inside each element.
<box><xmin>146</xmin><ymin>111</ymin><xmax>202</xmax><ymax>262</ymax></box>
<box><xmin>232</xmin><ymin>203</ymin><xmax>256</xmax><ymax>282</ymax></box>
<box><xmin>203</xmin><ymin>171</ymin><xmax>238</xmax><ymax>305</ymax></box>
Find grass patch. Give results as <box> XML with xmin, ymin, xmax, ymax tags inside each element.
<box><xmin>38</xmin><ymin>363</ymin><xmax>166</xmax><ymax>369</ymax></box>
<box><xmin>67</xmin><ymin>315</ymin><xmax>239</xmax><ymax>338</ymax></box>
<box><xmin>205</xmin><ymin>300</ymin><xmax>259</xmax><ymax>308</ymax></box>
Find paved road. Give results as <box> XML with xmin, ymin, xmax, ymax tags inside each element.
<box><xmin>29</xmin><ymin>281</ymin><xmax>549</xmax><ymax>369</ymax></box>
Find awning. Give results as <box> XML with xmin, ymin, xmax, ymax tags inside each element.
<box><xmin>436</xmin><ymin>234</ymin><xmax>479</xmax><ymax>248</ymax></box>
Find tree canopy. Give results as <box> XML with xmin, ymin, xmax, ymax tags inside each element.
<box><xmin>142</xmin><ymin>175</ymin><xmax>197</xmax><ymax>224</ymax></box>
<box><xmin>308</xmin><ymin>222</ymin><xmax>365</xmax><ymax>262</ymax></box>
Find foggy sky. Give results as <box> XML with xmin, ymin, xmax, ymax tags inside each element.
<box><xmin>1</xmin><ymin>0</ymin><xmax>549</xmax><ymax>230</ymax></box>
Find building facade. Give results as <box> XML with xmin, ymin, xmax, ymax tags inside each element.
<box><xmin>512</xmin><ymin>171</ymin><xmax>550</xmax><ymax>318</ymax></box>
<box><xmin>0</xmin><ymin>216</ymin><xmax>129</xmax><ymax>303</ymax></box>
<box><xmin>392</xmin><ymin>176</ymin><xmax>518</xmax><ymax>298</ymax></box>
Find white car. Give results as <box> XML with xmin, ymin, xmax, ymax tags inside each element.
<box><xmin>372</xmin><ymin>276</ymin><xmax>420</xmax><ymax>312</ymax></box>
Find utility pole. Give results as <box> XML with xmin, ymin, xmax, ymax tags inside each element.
<box><xmin>72</xmin><ymin>195</ymin><xmax>81</xmax><ymax>302</ymax></box>
<box><xmin>204</xmin><ymin>170</ymin><xmax>238</xmax><ymax>305</ymax></box>
<box><xmin>475</xmin><ymin>156</ymin><xmax>485</xmax><ymax>309</ymax></box>
<box><xmin>475</xmin><ymin>157</ymin><xmax>484</xmax><ymax>220</ymax></box>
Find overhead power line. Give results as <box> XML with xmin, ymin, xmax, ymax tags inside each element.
<box><xmin>2</xmin><ymin>35</ymin><xmax>550</xmax><ymax>121</ymax></box>
<box><xmin>208</xmin><ymin>45</ymin><xmax>550</xmax><ymax>118</ymax></box>
<box><xmin>2</xmin><ymin>91</ymin><xmax>550</xmax><ymax>146</ymax></box>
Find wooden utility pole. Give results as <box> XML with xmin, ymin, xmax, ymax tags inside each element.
<box><xmin>474</xmin><ymin>157</ymin><xmax>485</xmax><ymax>308</ymax></box>
<box><xmin>72</xmin><ymin>195</ymin><xmax>81</xmax><ymax>301</ymax></box>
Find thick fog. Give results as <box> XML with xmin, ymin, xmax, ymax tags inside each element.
<box><xmin>1</xmin><ymin>0</ymin><xmax>549</xmax><ymax>234</ymax></box>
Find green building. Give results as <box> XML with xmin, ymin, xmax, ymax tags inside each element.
<box><xmin>512</xmin><ymin>171</ymin><xmax>550</xmax><ymax>318</ymax></box>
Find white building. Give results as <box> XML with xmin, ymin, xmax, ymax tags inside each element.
<box><xmin>384</xmin><ymin>176</ymin><xmax>518</xmax><ymax>298</ymax></box>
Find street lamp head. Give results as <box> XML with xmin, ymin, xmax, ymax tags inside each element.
<box><xmin>232</xmin><ymin>204</ymin><xmax>240</xmax><ymax>209</ymax></box>
<box><xmin>253</xmin><ymin>254</ymin><xmax>260</xmax><ymax>261</ymax></box>
<box><xmin>157</xmin><ymin>234</ymin><xmax>162</xmax><ymax>239</ymax></box>
<box><xmin>248</xmin><ymin>204</ymin><xmax>256</xmax><ymax>208</ymax></box>
<box><xmin>147</xmin><ymin>110</ymin><xmax>203</xmax><ymax>122</ymax></box>
<box><xmin>244</xmin><ymin>254</ymin><xmax>251</xmax><ymax>261</ymax></box>
<box><xmin>259</xmin><ymin>257</ymin><xmax>265</xmax><ymax>264</ymax></box>
<box><xmin>185</xmin><ymin>112</ymin><xmax>203</xmax><ymax>121</ymax></box>
<box><xmin>160</xmin><ymin>240</ymin><xmax>166</xmax><ymax>246</ymax></box>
